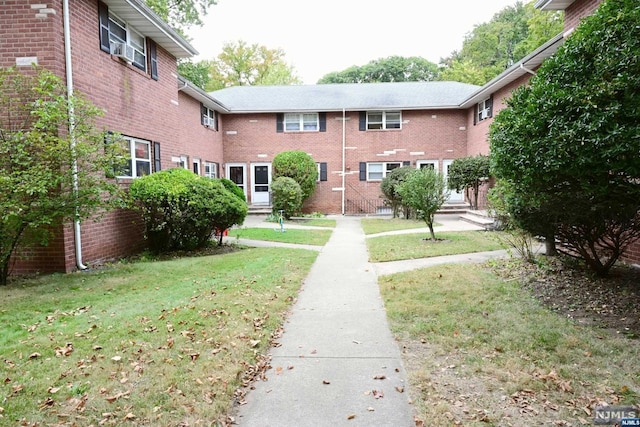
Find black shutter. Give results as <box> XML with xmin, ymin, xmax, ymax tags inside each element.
<box><xmin>276</xmin><ymin>113</ymin><xmax>284</xmax><ymax>133</ymax></box>
<box><xmin>487</xmin><ymin>96</ymin><xmax>494</xmax><ymax>118</ymax></box>
<box><xmin>200</xmin><ymin>103</ymin><xmax>207</xmax><ymax>125</ymax></box>
<box><xmin>359</xmin><ymin>111</ymin><xmax>366</xmax><ymax>131</ymax></box>
<box><xmin>320</xmin><ymin>162</ymin><xmax>327</xmax><ymax>181</ymax></box>
<box><xmin>98</xmin><ymin>1</ymin><xmax>110</xmax><ymax>53</ymax></box>
<box><xmin>149</xmin><ymin>39</ymin><xmax>158</xmax><ymax>80</ymax></box>
<box><xmin>213</xmin><ymin>111</ymin><xmax>219</xmax><ymax>131</ymax></box>
<box><xmin>473</xmin><ymin>104</ymin><xmax>478</xmax><ymax>126</ymax></box>
<box><xmin>215</xmin><ymin>162</ymin><xmax>220</xmax><ymax>178</ymax></box>
<box><xmin>153</xmin><ymin>142</ymin><xmax>161</xmax><ymax>172</ymax></box>
<box><xmin>319</xmin><ymin>112</ymin><xmax>326</xmax><ymax>132</ymax></box>
<box><xmin>359</xmin><ymin>162</ymin><xmax>367</xmax><ymax>181</ymax></box>
<box><xmin>403</xmin><ymin>161</ymin><xmax>410</xmax><ymax>166</ymax></box>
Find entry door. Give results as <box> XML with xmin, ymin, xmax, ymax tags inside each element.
<box><xmin>226</xmin><ymin>163</ymin><xmax>247</xmax><ymax>199</ymax></box>
<box><xmin>443</xmin><ymin>159</ymin><xmax>464</xmax><ymax>203</ymax></box>
<box><xmin>251</xmin><ymin>163</ymin><xmax>271</xmax><ymax>205</ymax></box>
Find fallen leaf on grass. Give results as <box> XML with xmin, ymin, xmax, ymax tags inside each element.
<box><xmin>28</xmin><ymin>352</ymin><xmax>41</xmax><ymax>359</ymax></box>
<box><xmin>322</xmin><ymin>380</ymin><xmax>331</xmax><ymax>385</ymax></box>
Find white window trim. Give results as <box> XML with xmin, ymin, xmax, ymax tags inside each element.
<box><xmin>367</xmin><ymin>111</ymin><xmax>402</xmax><ymax>130</ymax></box>
<box><xmin>193</xmin><ymin>158</ymin><xmax>201</xmax><ymax>175</ymax></box>
<box><xmin>284</xmin><ymin>112</ymin><xmax>319</xmax><ymax>132</ymax></box>
<box><xmin>477</xmin><ymin>98</ymin><xmax>492</xmax><ymax>122</ymax></box>
<box><xmin>108</xmin><ymin>11</ymin><xmax>146</xmax><ymax>71</ymax></box>
<box><xmin>117</xmin><ymin>137</ymin><xmax>151</xmax><ymax>178</ymax></box>
<box><xmin>366</xmin><ymin>161</ymin><xmax>402</xmax><ymax>181</ymax></box>
<box><xmin>202</xmin><ymin>107</ymin><xmax>217</xmax><ymax>130</ymax></box>
<box><xmin>204</xmin><ymin>161</ymin><xmax>217</xmax><ymax>179</ymax></box>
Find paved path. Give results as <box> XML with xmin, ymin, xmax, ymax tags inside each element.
<box><xmin>227</xmin><ymin>214</ymin><xmax>511</xmax><ymax>426</ymax></box>
<box><xmin>232</xmin><ymin>216</ymin><xmax>415</xmax><ymax>426</ymax></box>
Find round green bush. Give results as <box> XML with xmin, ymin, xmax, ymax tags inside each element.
<box><xmin>272</xmin><ymin>150</ymin><xmax>317</xmax><ymax>201</ymax></box>
<box><xmin>270</xmin><ymin>176</ymin><xmax>303</xmax><ymax>219</ymax></box>
<box><xmin>129</xmin><ymin>168</ymin><xmax>247</xmax><ymax>252</ymax></box>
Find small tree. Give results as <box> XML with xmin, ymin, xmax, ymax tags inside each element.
<box><xmin>271</xmin><ymin>176</ymin><xmax>303</xmax><ymax>219</ymax></box>
<box><xmin>0</xmin><ymin>67</ymin><xmax>123</xmax><ymax>285</ymax></box>
<box><xmin>272</xmin><ymin>150</ymin><xmax>317</xmax><ymax>202</ymax></box>
<box><xmin>398</xmin><ymin>168</ymin><xmax>450</xmax><ymax>240</ymax></box>
<box><xmin>447</xmin><ymin>155</ymin><xmax>490</xmax><ymax>210</ymax></box>
<box><xmin>380</xmin><ymin>166</ymin><xmax>413</xmax><ymax>218</ymax></box>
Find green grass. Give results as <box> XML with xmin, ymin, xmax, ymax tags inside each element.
<box><xmin>289</xmin><ymin>218</ymin><xmax>336</xmax><ymax>228</ymax></box>
<box><xmin>379</xmin><ymin>262</ymin><xmax>640</xmax><ymax>425</ymax></box>
<box><xmin>0</xmin><ymin>247</ymin><xmax>317</xmax><ymax>426</ymax></box>
<box><xmin>360</xmin><ymin>218</ymin><xmax>436</xmax><ymax>235</ymax></box>
<box><xmin>228</xmin><ymin>227</ymin><xmax>332</xmax><ymax>246</ymax></box>
<box><xmin>366</xmin><ymin>230</ymin><xmax>504</xmax><ymax>262</ymax></box>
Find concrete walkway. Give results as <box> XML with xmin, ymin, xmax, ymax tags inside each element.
<box><xmin>232</xmin><ymin>216</ymin><xmax>415</xmax><ymax>426</ymax></box>
<box><xmin>228</xmin><ymin>214</ymin><xmax>511</xmax><ymax>426</ymax></box>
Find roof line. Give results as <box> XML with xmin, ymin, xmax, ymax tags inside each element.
<box><xmin>177</xmin><ymin>75</ymin><xmax>230</xmax><ymax>112</ymax></box>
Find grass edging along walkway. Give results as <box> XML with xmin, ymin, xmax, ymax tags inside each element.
<box><xmin>0</xmin><ymin>247</ymin><xmax>317</xmax><ymax>426</ymax></box>
<box><xmin>379</xmin><ymin>262</ymin><xmax>640</xmax><ymax>426</ymax></box>
<box><xmin>361</xmin><ymin>218</ymin><xmax>437</xmax><ymax>235</ymax></box>
<box><xmin>227</xmin><ymin>227</ymin><xmax>333</xmax><ymax>246</ymax></box>
<box><xmin>366</xmin><ymin>230</ymin><xmax>505</xmax><ymax>263</ymax></box>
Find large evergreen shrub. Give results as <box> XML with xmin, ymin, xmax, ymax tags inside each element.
<box><xmin>270</xmin><ymin>176</ymin><xmax>303</xmax><ymax>219</ymax></box>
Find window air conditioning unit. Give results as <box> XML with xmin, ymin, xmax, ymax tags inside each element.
<box><xmin>480</xmin><ymin>109</ymin><xmax>489</xmax><ymax>120</ymax></box>
<box><xmin>111</xmin><ymin>42</ymin><xmax>135</xmax><ymax>63</ymax></box>
<box><xmin>203</xmin><ymin>115</ymin><xmax>214</xmax><ymax>128</ymax></box>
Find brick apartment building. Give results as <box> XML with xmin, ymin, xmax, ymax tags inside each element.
<box><xmin>5</xmin><ymin>0</ymin><xmax>631</xmax><ymax>276</ymax></box>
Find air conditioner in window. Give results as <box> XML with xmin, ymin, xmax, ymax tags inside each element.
<box><xmin>202</xmin><ymin>115</ymin><xmax>215</xmax><ymax>128</ymax></box>
<box><xmin>110</xmin><ymin>42</ymin><xmax>135</xmax><ymax>63</ymax></box>
<box><xmin>480</xmin><ymin>109</ymin><xmax>489</xmax><ymax>120</ymax></box>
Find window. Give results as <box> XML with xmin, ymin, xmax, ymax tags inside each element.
<box><xmin>366</xmin><ymin>111</ymin><xmax>401</xmax><ymax>130</ymax></box>
<box><xmin>204</xmin><ymin>162</ymin><xmax>218</xmax><ymax>179</ymax></box>
<box><xmin>366</xmin><ymin>162</ymin><xmax>401</xmax><ymax>181</ymax></box>
<box><xmin>193</xmin><ymin>158</ymin><xmax>201</xmax><ymax>175</ymax></box>
<box><xmin>476</xmin><ymin>97</ymin><xmax>493</xmax><ymax>123</ymax></box>
<box><xmin>118</xmin><ymin>137</ymin><xmax>151</xmax><ymax>178</ymax></box>
<box><xmin>107</xmin><ymin>12</ymin><xmax>147</xmax><ymax>71</ymax></box>
<box><xmin>201</xmin><ymin>104</ymin><xmax>217</xmax><ymax>130</ymax></box>
<box><xmin>284</xmin><ymin>113</ymin><xmax>319</xmax><ymax>132</ymax></box>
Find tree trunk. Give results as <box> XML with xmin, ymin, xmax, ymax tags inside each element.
<box><xmin>544</xmin><ymin>233</ymin><xmax>557</xmax><ymax>256</ymax></box>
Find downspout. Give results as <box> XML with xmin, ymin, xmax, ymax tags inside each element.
<box><xmin>341</xmin><ymin>108</ymin><xmax>346</xmax><ymax>215</ymax></box>
<box><xmin>63</xmin><ymin>0</ymin><xmax>87</xmax><ymax>270</ymax></box>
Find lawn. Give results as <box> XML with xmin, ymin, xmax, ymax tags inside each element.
<box><xmin>366</xmin><ymin>231</ymin><xmax>505</xmax><ymax>262</ymax></box>
<box><xmin>360</xmin><ymin>218</ymin><xmax>434</xmax><ymax>235</ymax></box>
<box><xmin>0</xmin><ymin>247</ymin><xmax>317</xmax><ymax>426</ymax></box>
<box><xmin>288</xmin><ymin>218</ymin><xmax>336</xmax><ymax>228</ymax></box>
<box><xmin>228</xmin><ymin>227</ymin><xmax>333</xmax><ymax>246</ymax></box>
<box><xmin>379</xmin><ymin>261</ymin><xmax>640</xmax><ymax>425</ymax></box>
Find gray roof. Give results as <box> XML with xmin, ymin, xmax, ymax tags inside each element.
<box><xmin>209</xmin><ymin>81</ymin><xmax>481</xmax><ymax>113</ymax></box>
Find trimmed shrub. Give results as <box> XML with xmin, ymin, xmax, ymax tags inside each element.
<box><xmin>381</xmin><ymin>166</ymin><xmax>414</xmax><ymax>219</ymax></box>
<box><xmin>271</xmin><ymin>176</ymin><xmax>303</xmax><ymax>219</ymax></box>
<box><xmin>217</xmin><ymin>177</ymin><xmax>246</xmax><ymax>202</ymax></box>
<box><xmin>129</xmin><ymin>168</ymin><xmax>247</xmax><ymax>252</ymax></box>
<box><xmin>272</xmin><ymin>150</ymin><xmax>317</xmax><ymax>201</ymax></box>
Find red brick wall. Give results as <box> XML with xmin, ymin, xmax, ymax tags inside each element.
<box><xmin>222</xmin><ymin>109</ymin><xmax>469</xmax><ymax>214</ymax></box>
<box><xmin>564</xmin><ymin>0</ymin><xmax>602</xmax><ymax>33</ymax></box>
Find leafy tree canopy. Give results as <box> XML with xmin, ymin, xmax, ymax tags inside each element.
<box><xmin>318</xmin><ymin>56</ymin><xmax>439</xmax><ymax>84</ymax></box>
<box><xmin>439</xmin><ymin>1</ymin><xmax>563</xmax><ymax>84</ymax></box>
<box><xmin>447</xmin><ymin>155</ymin><xmax>490</xmax><ymax>210</ymax></box>
<box><xmin>144</xmin><ymin>0</ymin><xmax>216</xmax><ymax>34</ymax></box>
<box><xmin>205</xmin><ymin>41</ymin><xmax>301</xmax><ymax>91</ymax></box>
<box><xmin>489</xmin><ymin>0</ymin><xmax>640</xmax><ymax>276</ymax></box>
<box><xmin>177</xmin><ymin>59</ymin><xmax>212</xmax><ymax>90</ymax></box>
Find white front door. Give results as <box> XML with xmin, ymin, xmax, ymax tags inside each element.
<box><xmin>443</xmin><ymin>159</ymin><xmax>464</xmax><ymax>203</ymax></box>
<box><xmin>226</xmin><ymin>163</ymin><xmax>247</xmax><ymax>200</ymax></box>
<box><xmin>251</xmin><ymin>163</ymin><xmax>271</xmax><ymax>205</ymax></box>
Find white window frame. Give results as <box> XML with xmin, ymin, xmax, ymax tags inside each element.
<box><xmin>202</xmin><ymin>107</ymin><xmax>217</xmax><ymax>130</ymax></box>
<box><xmin>477</xmin><ymin>98</ymin><xmax>492</xmax><ymax>122</ymax></box>
<box><xmin>193</xmin><ymin>158</ymin><xmax>201</xmax><ymax>175</ymax></box>
<box><xmin>366</xmin><ymin>162</ymin><xmax>402</xmax><ymax>181</ymax></box>
<box><xmin>108</xmin><ymin>12</ymin><xmax>147</xmax><ymax>71</ymax></box>
<box><xmin>117</xmin><ymin>137</ymin><xmax>151</xmax><ymax>178</ymax></box>
<box><xmin>284</xmin><ymin>113</ymin><xmax>319</xmax><ymax>132</ymax></box>
<box><xmin>204</xmin><ymin>161</ymin><xmax>217</xmax><ymax>179</ymax></box>
<box><xmin>366</xmin><ymin>111</ymin><xmax>402</xmax><ymax>130</ymax></box>
<box><xmin>416</xmin><ymin>160</ymin><xmax>439</xmax><ymax>173</ymax></box>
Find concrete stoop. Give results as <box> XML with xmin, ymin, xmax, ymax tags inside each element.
<box><xmin>459</xmin><ymin>209</ymin><xmax>496</xmax><ymax>229</ymax></box>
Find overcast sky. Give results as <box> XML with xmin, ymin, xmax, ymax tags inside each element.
<box><xmin>186</xmin><ymin>0</ymin><xmax>519</xmax><ymax>84</ymax></box>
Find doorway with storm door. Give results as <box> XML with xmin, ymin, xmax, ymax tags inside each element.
<box><xmin>250</xmin><ymin>163</ymin><xmax>271</xmax><ymax>205</ymax></box>
<box><xmin>443</xmin><ymin>159</ymin><xmax>465</xmax><ymax>203</ymax></box>
<box><xmin>226</xmin><ymin>163</ymin><xmax>247</xmax><ymax>200</ymax></box>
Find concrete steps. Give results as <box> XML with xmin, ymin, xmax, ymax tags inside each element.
<box><xmin>459</xmin><ymin>209</ymin><xmax>496</xmax><ymax>229</ymax></box>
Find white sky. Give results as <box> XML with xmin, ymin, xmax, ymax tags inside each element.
<box><xmin>187</xmin><ymin>0</ymin><xmax>519</xmax><ymax>84</ymax></box>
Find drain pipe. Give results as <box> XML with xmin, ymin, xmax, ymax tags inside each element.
<box><xmin>341</xmin><ymin>108</ymin><xmax>346</xmax><ymax>215</ymax></box>
<box><xmin>520</xmin><ymin>63</ymin><xmax>536</xmax><ymax>75</ymax></box>
<box><xmin>63</xmin><ymin>0</ymin><xmax>87</xmax><ymax>270</ymax></box>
